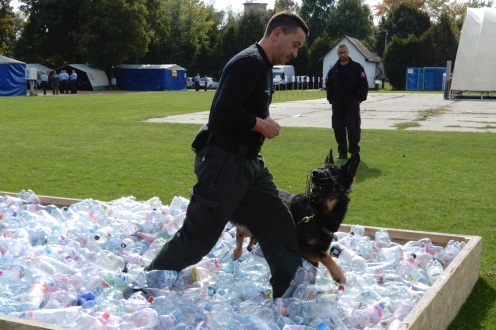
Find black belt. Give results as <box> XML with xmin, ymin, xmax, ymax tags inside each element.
<box><xmin>209</xmin><ymin>134</ymin><xmax>260</xmax><ymax>159</ymax></box>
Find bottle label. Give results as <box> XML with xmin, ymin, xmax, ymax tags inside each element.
<box><xmin>330</xmin><ymin>244</ymin><xmax>343</xmax><ymax>258</ymax></box>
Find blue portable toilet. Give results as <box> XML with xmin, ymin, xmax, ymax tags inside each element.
<box><xmin>423</xmin><ymin>67</ymin><xmax>446</xmax><ymax>91</ymax></box>
<box><xmin>406</xmin><ymin>67</ymin><xmax>423</xmax><ymax>91</ymax></box>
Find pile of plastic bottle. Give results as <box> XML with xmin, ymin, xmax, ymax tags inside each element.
<box><xmin>0</xmin><ymin>190</ymin><xmax>467</xmax><ymax>330</ymax></box>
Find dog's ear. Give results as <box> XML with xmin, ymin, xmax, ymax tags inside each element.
<box><xmin>343</xmin><ymin>153</ymin><xmax>360</xmax><ymax>178</ymax></box>
<box><xmin>325</xmin><ymin>149</ymin><xmax>335</xmax><ymax>165</ymax></box>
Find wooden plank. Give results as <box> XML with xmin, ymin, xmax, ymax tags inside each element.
<box><xmin>0</xmin><ymin>192</ymin><xmax>84</xmax><ymax>208</ymax></box>
<box><xmin>0</xmin><ymin>315</ymin><xmax>70</xmax><ymax>330</ymax></box>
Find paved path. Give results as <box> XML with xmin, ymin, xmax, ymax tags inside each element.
<box><xmin>145</xmin><ymin>93</ymin><xmax>496</xmax><ymax>133</ymax></box>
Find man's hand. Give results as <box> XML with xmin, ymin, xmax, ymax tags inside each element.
<box><xmin>252</xmin><ymin>117</ymin><xmax>281</xmax><ymax>139</ymax></box>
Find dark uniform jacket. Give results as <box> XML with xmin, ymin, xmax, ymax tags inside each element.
<box><xmin>208</xmin><ymin>43</ymin><xmax>272</xmax><ymax>150</ymax></box>
<box><xmin>326</xmin><ymin>57</ymin><xmax>368</xmax><ymax>104</ymax></box>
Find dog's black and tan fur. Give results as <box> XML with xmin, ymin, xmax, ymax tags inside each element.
<box><xmin>233</xmin><ymin>150</ymin><xmax>360</xmax><ymax>284</ymax></box>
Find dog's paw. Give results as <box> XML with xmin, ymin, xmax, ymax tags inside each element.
<box><xmin>330</xmin><ymin>267</ymin><xmax>346</xmax><ymax>284</ymax></box>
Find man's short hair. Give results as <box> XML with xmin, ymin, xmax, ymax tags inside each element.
<box><xmin>264</xmin><ymin>11</ymin><xmax>309</xmax><ymax>38</ymax></box>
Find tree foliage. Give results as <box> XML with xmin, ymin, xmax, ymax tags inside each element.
<box><xmin>418</xmin><ymin>12</ymin><xmax>458</xmax><ymax>67</ymax></box>
<box><xmin>383</xmin><ymin>34</ymin><xmax>420</xmax><ymax>89</ymax></box>
<box><xmin>329</xmin><ymin>0</ymin><xmax>374</xmax><ymax>40</ymax></box>
<box><xmin>78</xmin><ymin>0</ymin><xmax>150</xmax><ymax>76</ymax></box>
<box><xmin>300</xmin><ymin>0</ymin><xmax>335</xmax><ymax>44</ymax></box>
<box><xmin>375</xmin><ymin>2</ymin><xmax>430</xmax><ymax>56</ymax></box>
<box><xmin>13</xmin><ymin>0</ymin><xmax>83</xmax><ymax>65</ymax></box>
<box><xmin>0</xmin><ymin>0</ymin><xmax>15</xmax><ymax>56</ymax></box>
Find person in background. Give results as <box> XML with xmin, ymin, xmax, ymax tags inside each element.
<box><xmin>203</xmin><ymin>75</ymin><xmax>208</xmax><ymax>91</ymax></box>
<box><xmin>194</xmin><ymin>73</ymin><xmax>201</xmax><ymax>91</ymax></box>
<box><xmin>51</xmin><ymin>71</ymin><xmax>60</xmax><ymax>95</ymax></box>
<box><xmin>70</xmin><ymin>70</ymin><xmax>78</xmax><ymax>94</ymax></box>
<box><xmin>145</xmin><ymin>11</ymin><xmax>309</xmax><ymax>299</ymax></box>
<box><xmin>40</xmin><ymin>71</ymin><xmax>48</xmax><ymax>95</ymax></box>
<box><xmin>59</xmin><ymin>70</ymin><xmax>69</xmax><ymax>94</ymax></box>
<box><xmin>326</xmin><ymin>44</ymin><xmax>368</xmax><ymax>159</ymax></box>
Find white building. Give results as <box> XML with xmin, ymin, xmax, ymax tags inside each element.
<box><xmin>322</xmin><ymin>35</ymin><xmax>381</xmax><ymax>89</ymax></box>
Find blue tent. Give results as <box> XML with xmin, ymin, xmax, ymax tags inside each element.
<box><xmin>114</xmin><ymin>64</ymin><xmax>187</xmax><ymax>91</ymax></box>
<box><xmin>0</xmin><ymin>55</ymin><xmax>26</xmax><ymax>96</ymax></box>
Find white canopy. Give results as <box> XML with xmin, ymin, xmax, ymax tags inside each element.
<box><xmin>451</xmin><ymin>8</ymin><xmax>496</xmax><ymax>92</ymax></box>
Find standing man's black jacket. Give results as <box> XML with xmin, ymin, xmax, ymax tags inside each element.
<box><xmin>326</xmin><ymin>57</ymin><xmax>368</xmax><ymax>104</ymax></box>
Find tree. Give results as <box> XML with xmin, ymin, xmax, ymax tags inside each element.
<box><xmin>13</xmin><ymin>0</ymin><xmax>83</xmax><ymax>65</ymax></box>
<box><xmin>383</xmin><ymin>34</ymin><xmax>420</xmax><ymax>89</ymax></box>
<box><xmin>274</xmin><ymin>0</ymin><xmax>300</xmax><ymax>12</ymax></box>
<box><xmin>300</xmin><ymin>0</ymin><xmax>335</xmax><ymax>45</ymax></box>
<box><xmin>376</xmin><ymin>2</ymin><xmax>430</xmax><ymax>56</ymax></box>
<box><xmin>157</xmin><ymin>0</ymin><xmax>215</xmax><ymax>69</ymax></box>
<box><xmin>328</xmin><ymin>0</ymin><xmax>374</xmax><ymax>41</ymax></box>
<box><xmin>418</xmin><ymin>12</ymin><xmax>458</xmax><ymax>67</ymax></box>
<box><xmin>307</xmin><ymin>32</ymin><xmax>334</xmax><ymax>78</ymax></box>
<box><xmin>0</xmin><ymin>0</ymin><xmax>15</xmax><ymax>56</ymax></box>
<box><xmin>373</xmin><ymin>0</ymin><xmax>424</xmax><ymax>18</ymax></box>
<box><xmin>78</xmin><ymin>0</ymin><xmax>151</xmax><ymax>77</ymax></box>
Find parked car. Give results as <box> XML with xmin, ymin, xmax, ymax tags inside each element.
<box><xmin>200</xmin><ymin>77</ymin><xmax>219</xmax><ymax>89</ymax></box>
<box><xmin>187</xmin><ymin>77</ymin><xmax>194</xmax><ymax>89</ymax></box>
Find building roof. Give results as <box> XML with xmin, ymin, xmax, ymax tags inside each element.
<box><xmin>323</xmin><ymin>36</ymin><xmax>381</xmax><ymax>63</ymax></box>
<box><xmin>0</xmin><ymin>55</ymin><xmax>25</xmax><ymax>64</ymax></box>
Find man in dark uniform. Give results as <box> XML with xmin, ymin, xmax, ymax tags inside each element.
<box><xmin>326</xmin><ymin>44</ymin><xmax>368</xmax><ymax>159</ymax></box>
<box><xmin>145</xmin><ymin>11</ymin><xmax>309</xmax><ymax>299</ymax></box>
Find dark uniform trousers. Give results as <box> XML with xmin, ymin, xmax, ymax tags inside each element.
<box><xmin>145</xmin><ymin>144</ymin><xmax>302</xmax><ymax>298</ymax></box>
<box><xmin>331</xmin><ymin>97</ymin><xmax>361</xmax><ymax>155</ymax></box>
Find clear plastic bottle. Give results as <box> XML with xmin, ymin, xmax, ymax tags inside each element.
<box><xmin>398</xmin><ymin>255</ymin><xmax>423</xmax><ymax>283</ymax></box>
<box><xmin>330</xmin><ymin>244</ymin><xmax>367</xmax><ymax>272</ymax></box>
<box><xmin>375</xmin><ymin>229</ymin><xmax>391</xmax><ymax>248</ymax></box>
<box><xmin>145</xmin><ymin>269</ymin><xmax>179</xmax><ymax>288</ymax></box>
<box><xmin>426</xmin><ymin>259</ymin><xmax>444</xmax><ymax>285</ymax></box>
<box><xmin>169</xmin><ymin>196</ymin><xmax>190</xmax><ymax>217</ymax></box>
<box><xmin>0</xmin><ymin>237</ymin><xmax>9</xmax><ymax>260</ymax></box>
<box><xmin>130</xmin><ymin>307</ymin><xmax>159</xmax><ymax>328</ymax></box>
<box><xmin>440</xmin><ymin>240</ymin><xmax>465</xmax><ymax>267</ymax></box>
<box><xmin>292</xmin><ymin>283</ymin><xmax>337</xmax><ymax>301</ymax></box>
<box><xmin>346</xmin><ymin>301</ymin><xmax>385</xmax><ymax>329</ymax></box>
<box><xmin>21</xmin><ymin>277</ymin><xmax>51</xmax><ymax>310</ymax></box>
<box><xmin>170</xmin><ymin>267</ymin><xmax>210</xmax><ymax>289</ymax></box>
<box><xmin>377</xmin><ymin>245</ymin><xmax>404</xmax><ymax>263</ymax></box>
<box><xmin>93</xmin><ymin>226</ymin><xmax>113</xmax><ymax>244</ymax></box>
<box><xmin>414</xmin><ymin>252</ymin><xmax>434</xmax><ymax>270</ymax></box>
<box><xmin>0</xmin><ymin>265</ymin><xmax>24</xmax><ymax>284</ymax></box>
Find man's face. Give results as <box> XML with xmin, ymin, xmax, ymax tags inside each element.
<box><xmin>272</xmin><ymin>27</ymin><xmax>306</xmax><ymax>65</ymax></box>
<box><xmin>338</xmin><ymin>47</ymin><xmax>349</xmax><ymax>62</ymax></box>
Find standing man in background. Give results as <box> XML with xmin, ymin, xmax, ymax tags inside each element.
<box><xmin>145</xmin><ymin>11</ymin><xmax>309</xmax><ymax>299</ymax></box>
<box><xmin>70</xmin><ymin>70</ymin><xmax>78</xmax><ymax>94</ymax></box>
<box><xmin>194</xmin><ymin>73</ymin><xmax>201</xmax><ymax>91</ymax></box>
<box><xmin>51</xmin><ymin>71</ymin><xmax>60</xmax><ymax>95</ymax></box>
<box><xmin>60</xmin><ymin>70</ymin><xmax>69</xmax><ymax>94</ymax></box>
<box><xmin>326</xmin><ymin>44</ymin><xmax>368</xmax><ymax>159</ymax></box>
<box><xmin>40</xmin><ymin>71</ymin><xmax>48</xmax><ymax>95</ymax></box>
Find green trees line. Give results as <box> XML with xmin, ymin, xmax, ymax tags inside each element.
<box><xmin>1</xmin><ymin>0</ymin><xmax>493</xmax><ymax>89</ymax></box>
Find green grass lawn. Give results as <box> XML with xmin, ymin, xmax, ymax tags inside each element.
<box><xmin>0</xmin><ymin>91</ymin><xmax>494</xmax><ymax>329</ymax></box>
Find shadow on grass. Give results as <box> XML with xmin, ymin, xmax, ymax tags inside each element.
<box><xmin>448</xmin><ymin>277</ymin><xmax>496</xmax><ymax>329</ymax></box>
<box><xmin>354</xmin><ymin>159</ymin><xmax>382</xmax><ymax>183</ymax></box>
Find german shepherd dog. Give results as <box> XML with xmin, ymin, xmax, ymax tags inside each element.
<box><xmin>232</xmin><ymin>150</ymin><xmax>360</xmax><ymax>284</ymax></box>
